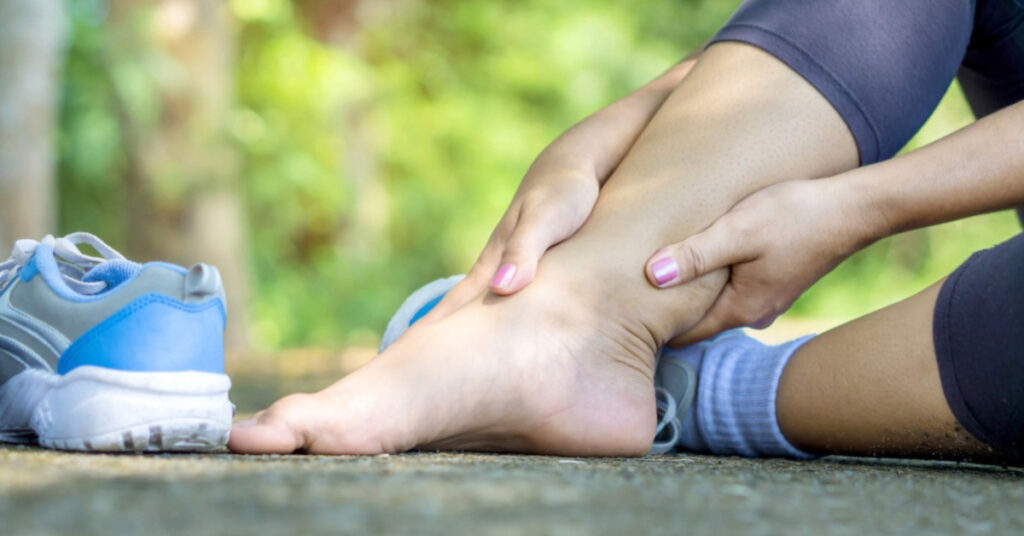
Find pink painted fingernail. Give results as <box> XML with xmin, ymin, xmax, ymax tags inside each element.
<box><xmin>651</xmin><ymin>257</ymin><xmax>679</xmax><ymax>287</ymax></box>
<box><xmin>751</xmin><ymin>316</ymin><xmax>776</xmax><ymax>330</ymax></box>
<box><xmin>491</xmin><ymin>263</ymin><xmax>517</xmax><ymax>290</ymax></box>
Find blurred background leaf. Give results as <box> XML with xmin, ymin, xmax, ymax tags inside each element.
<box><xmin>3</xmin><ymin>0</ymin><xmax>1017</xmax><ymax>361</ymax></box>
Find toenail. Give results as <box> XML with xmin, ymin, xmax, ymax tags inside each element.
<box><xmin>491</xmin><ymin>264</ymin><xmax>517</xmax><ymax>290</ymax></box>
<box><xmin>651</xmin><ymin>257</ymin><xmax>679</xmax><ymax>286</ymax></box>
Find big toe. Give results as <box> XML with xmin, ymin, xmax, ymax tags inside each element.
<box><xmin>228</xmin><ymin>418</ymin><xmax>302</xmax><ymax>454</ymax></box>
<box><xmin>228</xmin><ymin>396</ymin><xmax>312</xmax><ymax>454</ymax></box>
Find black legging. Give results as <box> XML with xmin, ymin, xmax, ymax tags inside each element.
<box><xmin>935</xmin><ymin>233</ymin><xmax>1024</xmax><ymax>458</ymax></box>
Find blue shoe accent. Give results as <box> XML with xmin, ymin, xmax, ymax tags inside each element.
<box><xmin>19</xmin><ymin>258</ymin><xmax>38</xmax><ymax>282</ymax></box>
<box><xmin>379</xmin><ymin>274</ymin><xmax>464</xmax><ymax>353</ymax></box>
<box><xmin>57</xmin><ymin>294</ymin><xmax>226</xmax><ymax>375</ymax></box>
<box><xmin>409</xmin><ymin>293</ymin><xmax>446</xmax><ymax>326</ymax></box>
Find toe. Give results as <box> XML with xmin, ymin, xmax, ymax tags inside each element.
<box><xmin>227</xmin><ymin>390</ymin><xmax>400</xmax><ymax>455</ymax></box>
<box><xmin>228</xmin><ymin>395</ymin><xmax>311</xmax><ymax>454</ymax></box>
<box><xmin>228</xmin><ymin>420</ymin><xmax>300</xmax><ymax>454</ymax></box>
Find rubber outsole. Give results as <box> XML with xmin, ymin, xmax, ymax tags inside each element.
<box><xmin>38</xmin><ymin>418</ymin><xmax>230</xmax><ymax>452</ymax></box>
<box><xmin>2</xmin><ymin>366</ymin><xmax>232</xmax><ymax>453</ymax></box>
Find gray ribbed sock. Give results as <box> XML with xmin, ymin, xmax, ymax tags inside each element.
<box><xmin>672</xmin><ymin>331</ymin><xmax>815</xmax><ymax>458</ymax></box>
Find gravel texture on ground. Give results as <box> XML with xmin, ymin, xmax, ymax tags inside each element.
<box><xmin>2</xmin><ymin>444</ymin><xmax>1022</xmax><ymax>535</ymax></box>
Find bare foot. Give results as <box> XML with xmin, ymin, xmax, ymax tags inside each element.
<box><xmin>228</xmin><ymin>262</ymin><xmax>725</xmax><ymax>456</ymax></box>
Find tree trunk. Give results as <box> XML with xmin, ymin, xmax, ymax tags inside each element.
<box><xmin>0</xmin><ymin>0</ymin><xmax>63</xmax><ymax>252</ymax></box>
<box><xmin>293</xmin><ymin>0</ymin><xmax>391</xmax><ymax>259</ymax></box>
<box><xmin>107</xmin><ymin>0</ymin><xmax>250</xmax><ymax>352</ymax></box>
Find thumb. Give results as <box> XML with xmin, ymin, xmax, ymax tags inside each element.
<box><xmin>489</xmin><ymin>203</ymin><xmax>578</xmax><ymax>295</ymax></box>
<box><xmin>667</xmin><ymin>284</ymin><xmax>748</xmax><ymax>347</ymax></box>
<box><xmin>646</xmin><ymin>215</ymin><xmax>753</xmax><ymax>289</ymax></box>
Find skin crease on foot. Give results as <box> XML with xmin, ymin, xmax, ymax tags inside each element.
<box><xmin>227</xmin><ymin>43</ymin><xmax>858</xmax><ymax>456</ymax></box>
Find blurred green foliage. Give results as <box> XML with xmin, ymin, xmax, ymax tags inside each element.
<box><xmin>56</xmin><ymin>0</ymin><xmax>1019</xmax><ymax>349</ymax></box>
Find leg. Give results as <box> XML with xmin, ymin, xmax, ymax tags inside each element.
<box><xmin>656</xmin><ymin>278</ymin><xmax>999</xmax><ymax>462</ymax></box>
<box><xmin>777</xmin><ymin>282</ymin><xmax>991</xmax><ymax>458</ymax></box>
<box><xmin>228</xmin><ymin>42</ymin><xmax>858</xmax><ymax>456</ymax></box>
<box><xmin>780</xmin><ymin>233</ymin><xmax>1024</xmax><ymax>461</ymax></box>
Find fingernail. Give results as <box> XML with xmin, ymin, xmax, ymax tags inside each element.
<box><xmin>750</xmin><ymin>316</ymin><xmax>776</xmax><ymax>330</ymax></box>
<box><xmin>491</xmin><ymin>263</ymin><xmax>517</xmax><ymax>290</ymax></box>
<box><xmin>235</xmin><ymin>418</ymin><xmax>258</xmax><ymax>428</ymax></box>
<box><xmin>650</xmin><ymin>257</ymin><xmax>679</xmax><ymax>287</ymax></box>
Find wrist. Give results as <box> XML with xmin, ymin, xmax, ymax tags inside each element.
<box><xmin>819</xmin><ymin>171</ymin><xmax>895</xmax><ymax>252</ymax></box>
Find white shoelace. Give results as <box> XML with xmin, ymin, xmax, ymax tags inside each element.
<box><xmin>0</xmin><ymin>232</ymin><xmax>126</xmax><ymax>295</ymax></box>
<box><xmin>650</xmin><ymin>386</ymin><xmax>681</xmax><ymax>454</ymax></box>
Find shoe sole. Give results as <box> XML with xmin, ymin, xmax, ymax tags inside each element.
<box><xmin>2</xmin><ymin>366</ymin><xmax>231</xmax><ymax>453</ymax></box>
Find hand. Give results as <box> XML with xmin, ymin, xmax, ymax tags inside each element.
<box><xmin>451</xmin><ymin>162</ymin><xmax>601</xmax><ymax>300</ymax></box>
<box><xmin>644</xmin><ymin>177</ymin><xmax>884</xmax><ymax>346</ymax></box>
<box><xmin>419</xmin><ymin>60</ymin><xmax>697</xmax><ymax>321</ymax></box>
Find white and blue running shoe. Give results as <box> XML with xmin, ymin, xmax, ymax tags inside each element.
<box><xmin>0</xmin><ymin>233</ymin><xmax>232</xmax><ymax>452</ymax></box>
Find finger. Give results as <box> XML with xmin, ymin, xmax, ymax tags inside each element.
<box><xmin>667</xmin><ymin>286</ymin><xmax>749</xmax><ymax>347</ymax></box>
<box><xmin>416</xmin><ymin>202</ymin><xmax>525</xmax><ymax>324</ymax></box>
<box><xmin>423</xmin><ymin>262</ymin><xmax>494</xmax><ymax>321</ymax></box>
<box><xmin>646</xmin><ymin>216</ymin><xmax>755</xmax><ymax>289</ymax></box>
<box><xmin>489</xmin><ymin>202</ymin><xmax>577</xmax><ymax>295</ymax></box>
<box><xmin>421</xmin><ymin>227</ymin><xmax>511</xmax><ymax>321</ymax></box>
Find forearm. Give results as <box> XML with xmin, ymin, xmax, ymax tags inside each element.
<box><xmin>434</xmin><ymin>56</ymin><xmax>699</xmax><ymax>303</ymax></box>
<box><xmin>531</xmin><ymin>59</ymin><xmax>696</xmax><ymax>182</ymax></box>
<box><xmin>846</xmin><ymin>100</ymin><xmax>1024</xmax><ymax>241</ymax></box>
<box><xmin>535</xmin><ymin>43</ymin><xmax>859</xmax><ymax>345</ymax></box>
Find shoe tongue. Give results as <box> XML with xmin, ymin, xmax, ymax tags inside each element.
<box><xmin>81</xmin><ymin>259</ymin><xmax>143</xmax><ymax>290</ymax></box>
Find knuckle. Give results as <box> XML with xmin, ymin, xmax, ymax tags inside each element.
<box><xmin>501</xmin><ymin>242</ymin><xmax>533</xmax><ymax>264</ymax></box>
<box><xmin>680</xmin><ymin>243</ymin><xmax>708</xmax><ymax>278</ymax></box>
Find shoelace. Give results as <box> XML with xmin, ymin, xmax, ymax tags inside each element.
<box><xmin>0</xmin><ymin>232</ymin><xmax>126</xmax><ymax>295</ymax></box>
<box><xmin>650</xmin><ymin>386</ymin><xmax>681</xmax><ymax>454</ymax></box>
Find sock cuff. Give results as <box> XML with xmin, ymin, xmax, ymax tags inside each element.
<box><xmin>697</xmin><ymin>334</ymin><xmax>816</xmax><ymax>459</ymax></box>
